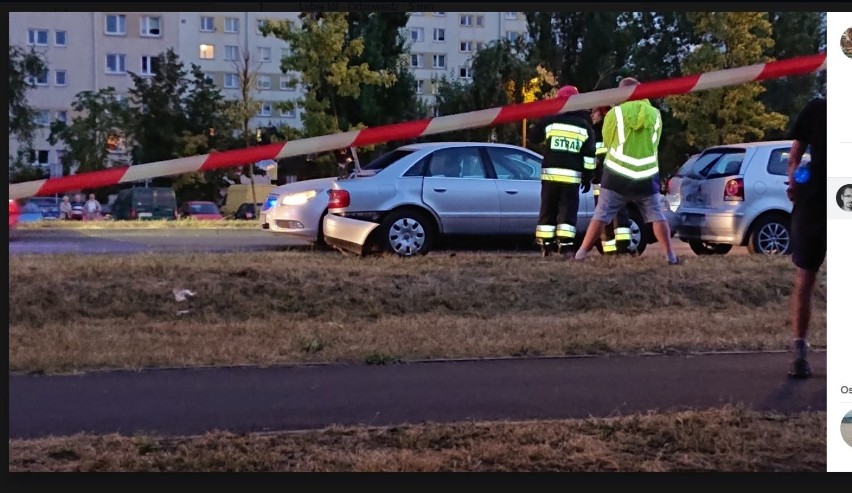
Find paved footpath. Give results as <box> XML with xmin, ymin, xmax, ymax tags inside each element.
<box><xmin>9</xmin><ymin>352</ymin><xmax>825</xmax><ymax>439</ymax></box>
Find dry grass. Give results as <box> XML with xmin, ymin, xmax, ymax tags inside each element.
<box><xmin>7</xmin><ymin>407</ymin><xmax>825</xmax><ymax>472</ymax></box>
<box><xmin>17</xmin><ymin>219</ymin><xmax>260</xmax><ymax>229</ymax></box>
<box><xmin>9</xmin><ymin>252</ymin><xmax>825</xmax><ymax>373</ymax></box>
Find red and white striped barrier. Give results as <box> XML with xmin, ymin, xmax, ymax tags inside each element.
<box><xmin>9</xmin><ymin>53</ymin><xmax>826</xmax><ymax>200</ymax></box>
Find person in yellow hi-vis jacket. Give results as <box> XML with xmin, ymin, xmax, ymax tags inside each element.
<box><xmin>528</xmin><ymin>85</ymin><xmax>597</xmax><ymax>257</ymax></box>
<box><xmin>572</xmin><ymin>77</ymin><xmax>679</xmax><ymax>265</ymax></box>
<box><xmin>591</xmin><ymin>105</ymin><xmax>633</xmax><ymax>255</ymax></box>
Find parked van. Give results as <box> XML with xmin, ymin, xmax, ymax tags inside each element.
<box><xmin>221</xmin><ymin>183</ymin><xmax>277</xmax><ymax>217</ymax></box>
<box><xmin>111</xmin><ymin>187</ymin><xmax>178</xmax><ymax>220</ymax></box>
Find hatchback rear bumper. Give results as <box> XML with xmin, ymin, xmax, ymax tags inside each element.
<box><xmin>674</xmin><ymin>209</ymin><xmax>747</xmax><ymax>244</ymax></box>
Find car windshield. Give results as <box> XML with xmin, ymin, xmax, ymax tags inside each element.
<box><xmin>683</xmin><ymin>149</ymin><xmax>746</xmax><ymax>180</ymax></box>
<box><xmin>23</xmin><ymin>203</ymin><xmax>42</xmax><ymax>214</ymax></box>
<box><xmin>360</xmin><ymin>149</ymin><xmax>415</xmax><ymax>173</ymax></box>
<box><xmin>189</xmin><ymin>203</ymin><xmax>219</xmax><ymax>214</ymax></box>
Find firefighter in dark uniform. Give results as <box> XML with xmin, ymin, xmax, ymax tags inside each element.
<box><xmin>529</xmin><ymin>85</ymin><xmax>597</xmax><ymax>257</ymax></box>
<box><xmin>591</xmin><ymin>106</ymin><xmax>634</xmax><ymax>255</ymax></box>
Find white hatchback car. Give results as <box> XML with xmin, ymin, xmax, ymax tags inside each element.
<box><xmin>670</xmin><ymin>140</ymin><xmax>811</xmax><ymax>255</ymax></box>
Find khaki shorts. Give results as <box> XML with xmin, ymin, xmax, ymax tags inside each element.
<box><xmin>592</xmin><ymin>188</ymin><xmax>666</xmax><ymax>224</ymax></box>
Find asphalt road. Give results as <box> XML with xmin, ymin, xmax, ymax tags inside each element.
<box><xmin>8</xmin><ymin>227</ymin><xmax>745</xmax><ymax>257</ymax></box>
<box><xmin>9</xmin><ymin>352</ymin><xmax>824</xmax><ymax>439</ymax></box>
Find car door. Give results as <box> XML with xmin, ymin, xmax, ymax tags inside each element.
<box><xmin>421</xmin><ymin>147</ymin><xmax>500</xmax><ymax>234</ymax></box>
<box><xmin>483</xmin><ymin>147</ymin><xmax>544</xmax><ymax>235</ymax></box>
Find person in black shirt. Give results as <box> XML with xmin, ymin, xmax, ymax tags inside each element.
<box><xmin>785</xmin><ymin>97</ymin><xmax>826</xmax><ymax>379</ymax></box>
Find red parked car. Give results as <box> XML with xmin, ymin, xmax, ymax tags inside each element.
<box><xmin>9</xmin><ymin>199</ymin><xmax>21</xmax><ymax>230</ymax></box>
<box><xmin>178</xmin><ymin>201</ymin><xmax>224</xmax><ymax>221</ymax></box>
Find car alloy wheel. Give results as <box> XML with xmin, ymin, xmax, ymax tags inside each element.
<box><xmin>756</xmin><ymin>222</ymin><xmax>790</xmax><ymax>254</ymax></box>
<box><xmin>387</xmin><ymin>217</ymin><xmax>427</xmax><ymax>256</ymax></box>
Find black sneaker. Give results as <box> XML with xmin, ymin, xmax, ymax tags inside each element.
<box><xmin>788</xmin><ymin>357</ymin><xmax>812</xmax><ymax>379</ymax></box>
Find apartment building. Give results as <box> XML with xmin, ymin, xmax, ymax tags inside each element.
<box><xmin>9</xmin><ymin>11</ymin><xmax>526</xmax><ymax>175</ymax></box>
<box><xmin>176</xmin><ymin>12</ymin><xmax>302</xmax><ymax>130</ymax></box>
<box><xmin>406</xmin><ymin>12</ymin><xmax>528</xmax><ymax>109</ymax></box>
<box><xmin>9</xmin><ymin>12</ymin><xmax>179</xmax><ymax>175</ymax></box>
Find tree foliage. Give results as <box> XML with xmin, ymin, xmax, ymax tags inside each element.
<box><xmin>9</xmin><ymin>44</ymin><xmax>48</xmax><ymax>178</ymax></box>
<box><xmin>665</xmin><ymin>12</ymin><xmax>788</xmax><ymax>150</ymax></box>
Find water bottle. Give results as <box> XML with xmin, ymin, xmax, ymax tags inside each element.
<box><xmin>793</xmin><ymin>162</ymin><xmax>811</xmax><ymax>184</ymax></box>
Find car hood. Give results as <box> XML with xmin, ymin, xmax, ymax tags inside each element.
<box><xmin>270</xmin><ymin>177</ymin><xmax>338</xmax><ymax>196</ymax></box>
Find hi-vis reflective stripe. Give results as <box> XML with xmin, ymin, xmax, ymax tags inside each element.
<box><xmin>593</xmin><ymin>183</ymin><xmax>601</xmax><ymax>196</ymax></box>
<box><xmin>535</xmin><ymin>225</ymin><xmax>556</xmax><ymax>239</ymax></box>
<box><xmin>545</xmin><ymin>123</ymin><xmax>588</xmax><ymax>141</ymax></box>
<box><xmin>556</xmin><ymin>224</ymin><xmax>576</xmax><ymax>238</ymax></box>
<box><xmin>606</xmin><ymin>105</ymin><xmax>660</xmax><ymax>180</ymax></box>
<box><xmin>615</xmin><ymin>227</ymin><xmax>632</xmax><ymax>241</ymax></box>
<box><xmin>595</xmin><ymin>142</ymin><xmax>607</xmax><ymax>156</ymax></box>
<box><xmin>583</xmin><ymin>156</ymin><xmax>596</xmax><ymax>170</ymax></box>
<box><xmin>541</xmin><ymin>167</ymin><xmax>582</xmax><ymax>184</ymax></box>
<box><xmin>602</xmin><ymin>239</ymin><xmax>617</xmax><ymax>253</ymax></box>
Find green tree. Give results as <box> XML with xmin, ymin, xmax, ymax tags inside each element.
<box><xmin>261</xmin><ymin>12</ymin><xmax>397</xmax><ymax>173</ymax></box>
<box><xmin>48</xmin><ymin>87</ymin><xmax>129</xmax><ymax>175</ymax></box>
<box><xmin>665</xmin><ymin>12</ymin><xmax>788</xmax><ymax>151</ymax></box>
<box><xmin>760</xmin><ymin>12</ymin><xmax>825</xmax><ymax>139</ymax></box>
<box><xmin>9</xmin><ymin>44</ymin><xmax>48</xmax><ymax>179</ymax></box>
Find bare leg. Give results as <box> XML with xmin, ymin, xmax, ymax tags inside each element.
<box><xmin>574</xmin><ymin>219</ymin><xmax>607</xmax><ymax>260</ymax></box>
<box><xmin>789</xmin><ymin>267</ymin><xmax>817</xmax><ymax>378</ymax></box>
<box><xmin>652</xmin><ymin>220</ymin><xmax>678</xmax><ymax>263</ymax></box>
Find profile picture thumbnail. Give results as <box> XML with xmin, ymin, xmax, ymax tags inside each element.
<box><xmin>843</xmin><ymin>27</ymin><xmax>852</xmax><ymax>59</ymax></box>
<box><xmin>836</xmin><ymin>184</ymin><xmax>852</xmax><ymax>212</ymax></box>
<box><xmin>842</xmin><ymin>411</ymin><xmax>852</xmax><ymax>447</ymax></box>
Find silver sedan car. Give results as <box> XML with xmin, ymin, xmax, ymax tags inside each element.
<box><xmin>260</xmin><ymin>177</ymin><xmax>337</xmax><ymax>244</ymax></box>
<box><xmin>322</xmin><ymin>142</ymin><xmax>673</xmax><ymax>256</ymax></box>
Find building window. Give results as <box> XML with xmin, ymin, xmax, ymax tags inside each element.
<box><xmin>105</xmin><ymin>14</ymin><xmax>126</xmax><ymax>35</ymax></box>
<box><xmin>140</xmin><ymin>16</ymin><xmax>162</xmax><ymax>37</ymax></box>
<box><xmin>434</xmin><ymin>12</ymin><xmax>446</xmax><ymax>16</ymax></box>
<box><xmin>54</xmin><ymin>30</ymin><xmax>67</xmax><ymax>47</ymax></box>
<box><xmin>54</xmin><ymin>70</ymin><xmax>67</xmax><ymax>86</ymax></box>
<box><xmin>224</xmin><ymin>73</ymin><xmax>239</xmax><ymax>89</ymax></box>
<box><xmin>141</xmin><ymin>56</ymin><xmax>159</xmax><ymax>76</ymax></box>
<box><xmin>475</xmin><ymin>42</ymin><xmax>485</xmax><ymax>51</ymax></box>
<box><xmin>432</xmin><ymin>54</ymin><xmax>446</xmax><ymax>69</ymax></box>
<box><xmin>256</xmin><ymin>19</ymin><xmax>267</xmax><ymax>34</ymax></box>
<box><xmin>476</xmin><ymin>15</ymin><xmax>485</xmax><ymax>26</ymax></box>
<box><xmin>460</xmin><ymin>15</ymin><xmax>472</xmax><ymax>26</ymax></box>
<box><xmin>507</xmin><ymin>31</ymin><xmax>519</xmax><ymax>42</ymax></box>
<box><xmin>106</xmin><ymin>54</ymin><xmax>126</xmax><ymax>74</ymax></box>
<box><xmin>409</xmin><ymin>27</ymin><xmax>423</xmax><ymax>43</ymax></box>
<box><xmin>416</xmin><ymin>80</ymin><xmax>424</xmax><ymax>94</ymax></box>
<box><xmin>411</xmin><ymin>54</ymin><xmax>423</xmax><ymax>68</ymax></box>
<box><xmin>224</xmin><ymin>17</ymin><xmax>239</xmax><ymax>33</ymax></box>
<box><xmin>433</xmin><ymin>28</ymin><xmax>445</xmax><ymax>42</ymax></box>
<box><xmin>28</xmin><ymin>29</ymin><xmax>49</xmax><ymax>46</ymax></box>
<box><xmin>459</xmin><ymin>41</ymin><xmax>472</xmax><ymax>53</ymax></box>
<box><xmin>280</xmin><ymin>108</ymin><xmax>296</xmax><ymax>118</ymax></box>
<box><xmin>199</xmin><ymin>44</ymin><xmax>215</xmax><ymax>60</ymax></box>
<box><xmin>34</xmin><ymin>69</ymin><xmax>49</xmax><ymax>86</ymax></box>
<box><xmin>200</xmin><ymin>16</ymin><xmax>215</xmax><ymax>32</ymax></box>
<box><xmin>35</xmin><ymin>150</ymin><xmax>50</xmax><ymax>165</ymax></box>
<box><xmin>35</xmin><ymin>110</ymin><xmax>50</xmax><ymax>127</ymax></box>
<box><xmin>505</xmin><ymin>12</ymin><xmax>518</xmax><ymax>20</ymax></box>
<box><xmin>431</xmin><ymin>81</ymin><xmax>440</xmax><ymax>95</ymax></box>
<box><xmin>280</xmin><ymin>77</ymin><xmax>296</xmax><ymax>91</ymax></box>
<box><xmin>56</xmin><ymin>110</ymin><xmax>68</xmax><ymax>123</ymax></box>
<box><xmin>259</xmin><ymin>102</ymin><xmax>272</xmax><ymax>117</ymax></box>
<box><xmin>224</xmin><ymin>45</ymin><xmax>240</xmax><ymax>61</ymax></box>
<box><xmin>459</xmin><ymin>67</ymin><xmax>473</xmax><ymax>79</ymax></box>
<box><xmin>258</xmin><ymin>46</ymin><xmax>271</xmax><ymax>62</ymax></box>
<box><xmin>256</xmin><ymin>75</ymin><xmax>271</xmax><ymax>90</ymax></box>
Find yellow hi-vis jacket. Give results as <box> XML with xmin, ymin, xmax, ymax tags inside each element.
<box><xmin>601</xmin><ymin>99</ymin><xmax>662</xmax><ymax>195</ymax></box>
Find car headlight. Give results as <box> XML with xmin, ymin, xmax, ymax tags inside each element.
<box><xmin>280</xmin><ymin>190</ymin><xmax>319</xmax><ymax>206</ymax></box>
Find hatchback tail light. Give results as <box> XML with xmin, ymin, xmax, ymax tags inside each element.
<box><xmin>724</xmin><ymin>178</ymin><xmax>744</xmax><ymax>201</ymax></box>
<box><xmin>328</xmin><ymin>189</ymin><xmax>350</xmax><ymax>209</ymax></box>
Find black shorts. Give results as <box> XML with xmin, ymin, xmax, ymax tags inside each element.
<box><xmin>790</xmin><ymin>200</ymin><xmax>826</xmax><ymax>272</ymax></box>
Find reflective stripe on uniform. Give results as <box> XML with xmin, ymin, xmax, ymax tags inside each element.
<box><xmin>606</xmin><ymin>105</ymin><xmax>660</xmax><ymax>180</ymax></box>
<box><xmin>614</xmin><ymin>227</ymin><xmax>632</xmax><ymax>241</ymax></box>
<box><xmin>583</xmin><ymin>156</ymin><xmax>596</xmax><ymax>170</ymax></box>
<box><xmin>545</xmin><ymin>123</ymin><xmax>588</xmax><ymax>141</ymax></box>
<box><xmin>556</xmin><ymin>223</ymin><xmax>576</xmax><ymax>239</ymax></box>
<box><xmin>541</xmin><ymin>167</ymin><xmax>582</xmax><ymax>184</ymax></box>
<box><xmin>595</xmin><ymin>142</ymin><xmax>608</xmax><ymax>156</ymax></box>
<box><xmin>535</xmin><ymin>225</ymin><xmax>556</xmax><ymax>239</ymax></box>
<box><xmin>593</xmin><ymin>183</ymin><xmax>601</xmax><ymax>196</ymax></box>
<box><xmin>602</xmin><ymin>239</ymin><xmax>617</xmax><ymax>253</ymax></box>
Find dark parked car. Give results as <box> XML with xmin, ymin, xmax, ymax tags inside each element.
<box><xmin>26</xmin><ymin>196</ymin><xmax>62</xmax><ymax>220</ymax></box>
<box><xmin>234</xmin><ymin>202</ymin><xmax>264</xmax><ymax>220</ymax></box>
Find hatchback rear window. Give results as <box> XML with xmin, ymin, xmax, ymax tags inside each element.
<box><xmin>684</xmin><ymin>149</ymin><xmax>746</xmax><ymax>180</ymax></box>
